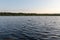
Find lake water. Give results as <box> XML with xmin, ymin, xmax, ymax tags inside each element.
<box><xmin>0</xmin><ymin>16</ymin><xmax>60</xmax><ymax>40</ymax></box>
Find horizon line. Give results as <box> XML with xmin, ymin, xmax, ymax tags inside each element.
<box><xmin>0</xmin><ymin>12</ymin><xmax>60</xmax><ymax>14</ymax></box>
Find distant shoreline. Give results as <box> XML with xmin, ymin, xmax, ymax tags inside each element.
<box><xmin>0</xmin><ymin>12</ymin><xmax>60</xmax><ymax>16</ymax></box>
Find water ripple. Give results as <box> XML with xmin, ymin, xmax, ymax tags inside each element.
<box><xmin>0</xmin><ymin>16</ymin><xmax>60</xmax><ymax>40</ymax></box>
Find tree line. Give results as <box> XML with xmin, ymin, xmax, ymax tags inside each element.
<box><xmin>0</xmin><ymin>12</ymin><xmax>60</xmax><ymax>16</ymax></box>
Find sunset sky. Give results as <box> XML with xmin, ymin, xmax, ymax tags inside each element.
<box><xmin>0</xmin><ymin>0</ymin><xmax>60</xmax><ymax>13</ymax></box>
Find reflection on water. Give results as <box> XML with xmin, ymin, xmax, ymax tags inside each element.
<box><xmin>0</xmin><ymin>16</ymin><xmax>60</xmax><ymax>40</ymax></box>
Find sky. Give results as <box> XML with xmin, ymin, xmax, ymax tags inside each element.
<box><xmin>0</xmin><ymin>0</ymin><xmax>60</xmax><ymax>13</ymax></box>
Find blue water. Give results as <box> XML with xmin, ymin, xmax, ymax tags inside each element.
<box><xmin>0</xmin><ymin>16</ymin><xmax>60</xmax><ymax>40</ymax></box>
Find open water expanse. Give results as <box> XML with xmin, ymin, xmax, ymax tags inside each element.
<box><xmin>0</xmin><ymin>16</ymin><xmax>60</xmax><ymax>40</ymax></box>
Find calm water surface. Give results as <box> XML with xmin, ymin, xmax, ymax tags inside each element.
<box><xmin>0</xmin><ymin>16</ymin><xmax>60</xmax><ymax>40</ymax></box>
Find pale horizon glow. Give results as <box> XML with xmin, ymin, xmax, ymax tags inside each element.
<box><xmin>0</xmin><ymin>0</ymin><xmax>60</xmax><ymax>13</ymax></box>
